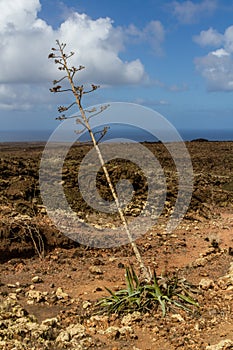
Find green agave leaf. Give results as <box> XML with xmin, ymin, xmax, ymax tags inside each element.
<box><xmin>105</xmin><ymin>286</ymin><xmax>117</xmax><ymax>297</ymax></box>
<box><xmin>126</xmin><ymin>267</ymin><xmax>134</xmax><ymax>295</ymax></box>
<box><xmin>153</xmin><ymin>276</ymin><xmax>163</xmax><ymax>298</ymax></box>
<box><xmin>130</xmin><ymin>265</ymin><xmax>140</xmax><ymax>289</ymax></box>
<box><xmin>115</xmin><ymin>289</ymin><xmax>128</xmax><ymax>297</ymax></box>
<box><xmin>171</xmin><ymin>299</ymin><xmax>192</xmax><ymax>312</ymax></box>
<box><xmin>158</xmin><ymin>296</ymin><xmax>166</xmax><ymax>317</ymax></box>
<box><xmin>177</xmin><ymin>293</ymin><xmax>199</xmax><ymax>307</ymax></box>
<box><xmin>148</xmin><ymin>291</ymin><xmax>159</xmax><ymax>301</ymax></box>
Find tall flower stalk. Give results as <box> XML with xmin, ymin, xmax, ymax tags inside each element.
<box><xmin>48</xmin><ymin>40</ymin><xmax>151</xmax><ymax>282</ymax></box>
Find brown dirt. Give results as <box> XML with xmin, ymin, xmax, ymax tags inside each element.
<box><xmin>0</xmin><ymin>141</ymin><xmax>233</xmax><ymax>349</ymax></box>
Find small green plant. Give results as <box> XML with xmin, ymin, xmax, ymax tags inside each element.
<box><xmin>97</xmin><ymin>266</ymin><xmax>199</xmax><ymax>317</ymax></box>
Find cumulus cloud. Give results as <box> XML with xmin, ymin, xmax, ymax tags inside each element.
<box><xmin>195</xmin><ymin>52</ymin><xmax>233</xmax><ymax>91</ymax></box>
<box><xmin>0</xmin><ymin>0</ymin><xmax>167</xmax><ymax>113</ymax></box>
<box><xmin>126</xmin><ymin>20</ymin><xmax>165</xmax><ymax>55</ymax></box>
<box><xmin>0</xmin><ymin>85</ymin><xmax>27</xmax><ymax>110</ymax></box>
<box><xmin>0</xmin><ymin>0</ymin><xmax>54</xmax><ymax>84</ymax></box>
<box><xmin>0</xmin><ymin>0</ymin><xmax>41</xmax><ymax>31</ymax></box>
<box><xmin>0</xmin><ymin>1</ymin><xmax>149</xmax><ymax>86</ymax></box>
<box><xmin>193</xmin><ymin>27</ymin><xmax>223</xmax><ymax>47</ymax></box>
<box><xmin>172</xmin><ymin>0</ymin><xmax>217</xmax><ymax>24</ymax></box>
<box><xmin>224</xmin><ymin>25</ymin><xmax>233</xmax><ymax>53</ymax></box>
<box><xmin>57</xmin><ymin>13</ymin><xmax>149</xmax><ymax>85</ymax></box>
<box><xmin>211</xmin><ymin>48</ymin><xmax>230</xmax><ymax>57</ymax></box>
<box><xmin>0</xmin><ymin>83</ymin><xmax>56</xmax><ymax>111</ymax></box>
<box><xmin>194</xmin><ymin>25</ymin><xmax>233</xmax><ymax>91</ymax></box>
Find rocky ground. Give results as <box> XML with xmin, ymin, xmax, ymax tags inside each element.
<box><xmin>0</xmin><ymin>141</ymin><xmax>233</xmax><ymax>349</ymax></box>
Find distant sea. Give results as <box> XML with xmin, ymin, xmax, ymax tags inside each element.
<box><xmin>0</xmin><ymin>128</ymin><xmax>233</xmax><ymax>143</ymax></box>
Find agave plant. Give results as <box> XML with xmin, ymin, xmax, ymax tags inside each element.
<box><xmin>97</xmin><ymin>265</ymin><xmax>199</xmax><ymax>317</ymax></box>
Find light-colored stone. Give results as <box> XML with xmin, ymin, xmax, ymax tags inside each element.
<box><xmin>31</xmin><ymin>276</ymin><xmax>43</xmax><ymax>283</ymax></box>
<box><xmin>67</xmin><ymin>323</ymin><xmax>86</xmax><ymax>338</ymax></box>
<box><xmin>89</xmin><ymin>315</ymin><xmax>109</xmax><ymax>327</ymax></box>
<box><xmin>26</xmin><ymin>290</ymin><xmax>47</xmax><ymax>303</ymax></box>
<box><xmin>82</xmin><ymin>300</ymin><xmax>92</xmax><ymax>309</ymax></box>
<box><xmin>193</xmin><ymin>257</ymin><xmax>208</xmax><ymax>267</ymax></box>
<box><xmin>171</xmin><ymin>314</ymin><xmax>185</xmax><ymax>322</ymax></box>
<box><xmin>121</xmin><ymin>311</ymin><xmax>142</xmax><ymax>326</ymax></box>
<box><xmin>101</xmin><ymin>325</ymin><xmax>134</xmax><ymax>339</ymax></box>
<box><xmin>199</xmin><ymin>278</ymin><xmax>214</xmax><ymax>290</ymax></box>
<box><xmin>206</xmin><ymin>339</ymin><xmax>233</xmax><ymax>349</ymax></box>
<box><xmin>89</xmin><ymin>266</ymin><xmax>103</xmax><ymax>275</ymax></box>
<box><xmin>56</xmin><ymin>330</ymin><xmax>70</xmax><ymax>342</ymax></box>
<box><xmin>228</xmin><ymin>262</ymin><xmax>233</xmax><ymax>275</ymax></box>
<box><xmin>8</xmin><ymin>292</ymin><xmax>17</xmax><ymax>300</ymax></box>
<box><xmin>15</xmin><ymin>288</ymin><xmax>22</xmax><ymax>294</ymax></box>
<box><xmin>56</xmin><ymin>287</ymin><xmax>69</xmax><ymax>299</ymax></box>
<box><xmin>109</xmin><ymin>257</ymin><xmax>117</xmax><ymax>262</ymax></box>
<box><xmin>218</xmin><ymin>262</ymin><xmax>233</xmax><ymax>289</ymax></box>
<box><xmin>42</xmin><ymin>317</ymin><xmax>58</xmax><ymax>327</ymax></box>
<box><xmin>102</xmin><ymin>326</ymin><xmax>120</xmax><ymax>339</ymax></box>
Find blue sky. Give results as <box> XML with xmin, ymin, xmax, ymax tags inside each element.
<box><xmin>0</xmin><ymin>0</ymin><xmax>233</xmax><ymax>136</ymax></box>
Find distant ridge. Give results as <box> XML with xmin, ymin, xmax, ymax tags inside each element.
<box><xmin>191</xmin><ymin>138</ymin><xmax>209</xmax><ymax>142</ymax></box>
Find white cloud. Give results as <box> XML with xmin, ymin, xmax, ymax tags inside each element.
<box><xmin>0</xmin><ymin>0</ymin><xmax>41</xmax><ymax>31</ymax></box>
<box><xmin>194</xmin><ymin>25</ymin><xmax>233</xmax><ymax>91</ymax></box>
<box><xmin>224</xmin><ymin>25</ymin><xmax>233</xmax><ymax>53</ymax></box>
<box><xmin>0</xmin><ymin>0</ymin><xmax>167</xmax><ymax>111</ymax></box>
<box><xmin>212</xmin><ymin>48</ymin><xmax>230</xmax><ymax>57</ymax></box>
<box><xmin>58</xmin><ymin>13</ymin><xmax>147</xmax><ymax>85</ymax></box>
<box><xmin>0</xmin><ymin>2</ymin><xmax>148</xmax><ymax>86</ymax></box>
<box><xmin>0</xmin><ymin>0</ymin><xmax>53</xmax><ymax>84</ymax></box>
<box><xmin>195</xmin><ymin>53</ymin><xmax>233</xmax><ymax>91</ymax></box>
<box><xmin>172</xmin><ymin>0</ymin><xmax>217</xmax><ymax>24</ymax></box>
<box><xmin>0</xmin><ymin>85</ymin><xmax>21</xmax><ymax>110</ymax></box>
<box><xmin>193</xmin><ymin>27</ymin><xmax>223</xmax><ymax>47</ymax></box>
<box><xmin>0</xmin><ymin>83</ymin><xmax>55</xmax><ymax>111</ymax></box>
<box><xmin>126</xmin><ymin>21</ymin><xmax>165</xmax><ymax>55</ymax></box>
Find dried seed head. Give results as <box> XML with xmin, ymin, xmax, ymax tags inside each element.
<box><xmin>49</xmin><ymin>85</ymin><xmax>62</xmax><ymax>93</ymax></box>
<box><xmin>58</xmin><ymin>106</ymin><xmax>68</xmax><ymax>112</ymax></box>
<box><xmin>55</xmin><ymin>115</ymin><xmax>66</xmax><ymax>120</ymax></box>
<box><xmin>91</xmin><ymin>84</ymin><xmax>99</xmax><ymax>91</ymax></box>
